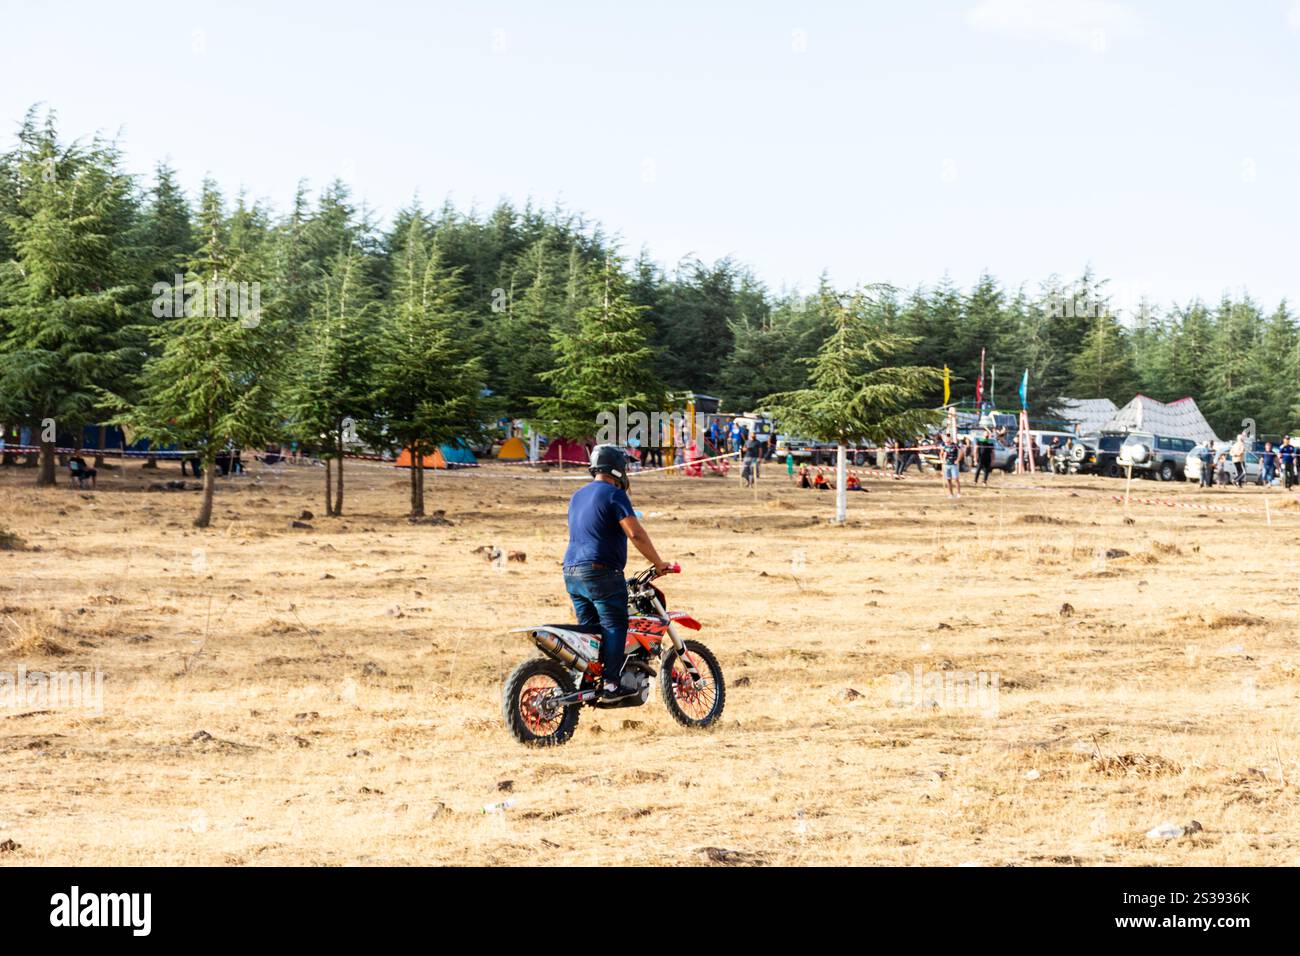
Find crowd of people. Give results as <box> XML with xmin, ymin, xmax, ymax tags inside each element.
<box><xmin>1192</xmin><ymin>433</ymin><xmax>1300</xmax><ymax>489</ymax></box>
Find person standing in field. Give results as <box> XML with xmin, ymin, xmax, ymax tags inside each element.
<box><xmin>939</xmin><ymin>434</ymin><xmax>964</xmax><ymax>498</ymax></box>
<box><xmin>1229</xmin><ymin>434</ymin><xmax>1247</xmax><ymax>487</ymax></box>
<box><xmin>972</xmin><ymin>428</ymin><xmax>995</xmax><ymax>485</ymax></box>
<box><xmin>1261</xmin><ymin>441</ymin><xmax>1278</xmax><ymax>486</ymax></box>
<box><xmin>744</xmin><ymin>433</ymin><xmax>763</xmax><ymax>482</ymax></box>
<box><xmin>1198</xmin><ymin>441</ymin><xmax>1215</xmax><ymax>488</ymax></box>
<box><xmin>1280</xmin><ymin>436</ymin><xmax>1296</xmax><ymax>490</ymax></box>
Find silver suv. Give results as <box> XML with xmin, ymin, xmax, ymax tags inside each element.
<box><xmin>1117</xmin><ymin>431</ymin><xmax>1196</xmax><ymax>481</ymax></box>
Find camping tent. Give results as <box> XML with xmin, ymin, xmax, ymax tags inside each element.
<box><xmin>1057</xmin><ymin>398</ymin><xmax>1119</xmax><ymax>435</ymax></box>
<box><xmin>437</xmin><ymin>440</ymin><xmax>478</xmax><ymax>467</ymax></box>
<box><xmin>394</xmin><ymin>448</ymin><xmax>437</xmax><ymax>469</ymax></box>
<box><xmin>394</xmin><ymin>441</ymin><xmax>479</xmax><ymax>470</ymax></box>
<box><xmin>1103</xmin><ymin>395</ymin><xmax>1219</xmax><ymax>443</ymax></box>
<box><xmin>496</xmin><ymin>436</ymin><xmax>528</xmax><ymax>460</ymax></box>
<box><xmin>541</xmin><ymin>438</ymin><xmax>590</xmax><ymax>465</ymax></box>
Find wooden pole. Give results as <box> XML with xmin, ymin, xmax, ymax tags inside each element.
<box><xmin>835</xmin><ymin>443</ymin><xmax>847</xmax><ymax>524</ymax></box>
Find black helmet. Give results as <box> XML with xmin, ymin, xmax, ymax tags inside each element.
<box><xmin>589</xmin><ymin>444</ymin><xmax>629</xmax><ymax>490</ymax></box>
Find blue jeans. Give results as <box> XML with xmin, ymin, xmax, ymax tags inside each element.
<box><xmin>563</xmin><ymin>563</ymin><xmax>628</xmax><ymax>682</ymax></box>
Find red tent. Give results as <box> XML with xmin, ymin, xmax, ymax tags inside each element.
<box><xmin>541</xmin><ymin>438</ymin><xmax>590</xmax><ymax>465</ymax></box>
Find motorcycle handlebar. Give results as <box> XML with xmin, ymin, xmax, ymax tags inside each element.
<box><xmin>632</xmin><ymin>563</ymin><xmax>680</xmax><ymax>586</ymax></box>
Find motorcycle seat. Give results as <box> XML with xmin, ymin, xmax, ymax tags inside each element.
<box><xmin>544</xmin><ymin>623</ymin><xmax>604</xmax><ymax>635</ymax></box>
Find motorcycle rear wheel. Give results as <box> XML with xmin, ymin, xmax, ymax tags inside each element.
<box><xmin>660</xmin><ymin>640</ymin><xmax>726</xmax><ymax>728</ymax></box>
<box><xmin>503</xmin><ymin>658</ymin><xmax>580</xmax><ymax>746</ymax></box>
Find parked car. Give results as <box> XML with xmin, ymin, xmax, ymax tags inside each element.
<box><xmin>777</xmin><ymin>436</ymin><xmax>874</xmax><ymax>466</ymax></box>
<box><xmin>1052</xmin><ymin>432</ymin><xmax>1125</xmax><ymax>476</ymax></box>
<box><xmin>1049</xmin><ymin>436</ymin><xmax>1091</xmax><ymax>474</ymax></box>
<box><xmin>1116</xmin><ymin>431</ymin><xmax>1196</xmax><ymax>481</ymax></box>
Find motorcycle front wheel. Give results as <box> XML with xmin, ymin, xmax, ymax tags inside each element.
<box><xmin>660</xmin><ymin>640</ymin><xmax>726</xmax><ymax>729</ymax></box>
<box><xmin>502</xmin><ymin>658</ymin><xmax>580</xmax><ymax>746</ymax></box>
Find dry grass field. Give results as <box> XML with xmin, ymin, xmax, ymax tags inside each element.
<box><xmin>1</xmin><ymin>455</ymin><xmax>1298</xmax><ymax>866</ymax></box>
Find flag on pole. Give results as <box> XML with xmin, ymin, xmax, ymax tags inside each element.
<box><xmin>975</xmin><ymin>348</ymin><xmax>985</xmax><ymax>409</ymax></box>
<box><xmin>1019</xmin><ymin>368</ymin><xmax>1029</xmax><ymax>410</ymax></box>
<box><xmin>943</xmin><ymin>365</ymin><xmax>950</xmax><ymax>406</ymax></box>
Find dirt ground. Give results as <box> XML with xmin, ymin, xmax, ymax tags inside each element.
<box><xmin>1</xmin><ymin>454</ymin><xmax>1297</xmax><ymax>866</ymax></box>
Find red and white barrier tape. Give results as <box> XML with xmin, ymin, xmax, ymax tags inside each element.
<box><xmin>1</xmin><ymin>443</ymin><xmax>195</xmax><ymax>458</ymax></box>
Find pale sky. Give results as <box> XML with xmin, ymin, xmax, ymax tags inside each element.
<box><xmin>4</xmin><ymin>0</ymin><xmax>1299</xmax><ymax>314</ymax></box>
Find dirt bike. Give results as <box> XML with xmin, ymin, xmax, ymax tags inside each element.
<box><xmin>502</xmin><ymin>563</ymin><xmax>725</xmax><ymax>746</ymax></box>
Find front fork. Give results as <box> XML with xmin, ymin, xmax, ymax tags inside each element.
<box><xmin>651</xmin><ymin>595</ymin><xmax>702</xmax><ymax>685</ymax></box>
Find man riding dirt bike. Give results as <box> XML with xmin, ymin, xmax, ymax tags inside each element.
<box><xmin>501</xmin><ymin>443</ymin><xmax>725</xmax><ymax>745</ymax></box>
<box><xmin>563</xmin><ymin>444</ymin><xmax>669</xmax><ymax>700</ymax></box>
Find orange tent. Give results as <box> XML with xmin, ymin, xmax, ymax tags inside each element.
<box><xmin>394</xmin><ymin>448</ymin><xmax>439</xmax><ymax>469</ymax></box>
<box><xmin>497</xmin><ymin>436</ymin><xmax>527</xmax><ymax>460</ymax></box>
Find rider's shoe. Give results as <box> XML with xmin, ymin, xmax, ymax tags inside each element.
<box><xmin>601</xmin><ymin>675</ymin><xmax>639</xmax><ymax>699</ymax></box>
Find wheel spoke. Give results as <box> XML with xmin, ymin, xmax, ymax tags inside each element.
<box><xmin>671</xmin><ymin>652</ymin><xmax>719</xmax><ymax>720</ymax></box>
<box><xmin>519</xmin><ymin>675</ymin><xmax>564</xmax><ymax>735</ymax></box>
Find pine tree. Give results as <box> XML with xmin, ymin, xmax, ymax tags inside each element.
<box><xmin>373</xmin><ymin>217</ymin><xmax>483</xmax><ymax>517</ymax></box>
<box><xmin>492</xmin><ymin>234</ymin><xmax>571</xmax><ymax>415</ymax></box>
<box><xmin>1205</xmin><ymin>295</ymin><xmax>1268</xmax><ymax>437</ymax></box>
<box><xmin>135</xmin><ymin>162</ymin><xmax>195</xmax><ymax>284</ymax></box>
<box><xmin>535</xmin><ymin>257</ymin><xmax>660</xmax><ymax>441</ymax></box>
<box><xmin>0</xmin><ymin>113</ymin><xmax>141</xmax><ymax>485</ymax></box>
<box><xmin>1067</xmin><ymin>310</ymin><xmax>1139</xmax><ymax>403</ymax></box>
<box><xmin>118</xmin><ymin>180</ymin><xmax>280</xmax><ymax>527</ymax></box>
<box><xmin>284</xmin><ymin>247</ymin><xmax>379</xmax><ymax>515</ymax></box>
<box><xmin>761</xmin><ymin>286</ymin><xmax>942</xmax><ymax>522</ymax></box>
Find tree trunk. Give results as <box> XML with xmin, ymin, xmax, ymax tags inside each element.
<box><xmin>324</xmin><ymin>456</ymin><xmax>334</xmax><ymax>516</ymax></box>
<box><xmin>408</xmin><ymin>444</ymin><xmax>423</xmax><ymax>517</ymax></box>
<box><xmin>415</xmin><ymin>450</ymin><xmax>427</xmax><ymax>516</ymax></box>
<box><xmin>835</xmin><ymin>443</ymin><xmax>847</xmax><ymax>524</ymax></box>
<box><xmin>37</xmin><ymin>439</ymin><xmax>57</xmax><ymax>486</ymax></box>
<box><xmin>94</xmin><ymin>424</ymin><xmax>107</xmax><ymax>469</ymax></box>
<box><xmin>195</xmin><ymin>458</ymin><xmax>216</xmax><ymax>527</ymax></box>
<box><xmin>334</xmin><ymin>429</ymin><xmax>345</xmax><ymax>516</ymax></box>
<box><xmin>2</xmin><ymin>424</ymin><xmax>15</xmax><ymax>466</ymax></box>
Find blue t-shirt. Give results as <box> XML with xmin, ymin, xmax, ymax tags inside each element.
<box><xmin>563</xmin><ymin>481</ymin><xmax>635</xmax><ymax>570</ymax></box>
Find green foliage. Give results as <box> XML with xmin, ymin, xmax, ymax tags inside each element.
<box><xmin>283</xmin><ymin>246</ymin><xmax>379</xmax><ymax>453</ymax></box>
<box><xmin>372</xmin><ymin>217</ymin><xmax>483</xmax><ymax>454</ymax></box>
<box><xmin>0</xmin><ymin>111</ymin><xmax>141</xmax><ymax>443</ymax></box>
<box><xmin>760</xmin><ymin>287</ymin><xmax>943</xmax><ymax>445</ymax></box>
<box><xmin>534</xmin><ymin>257</ymin><xmax>661</xmax><ymax>439</ymax></box>
<box><xmin>119</xmin><ymin>180</ymin><xmax>281</xmax><ymax>460</ymax></box>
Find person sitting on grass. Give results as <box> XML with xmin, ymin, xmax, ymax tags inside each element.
<box><xmin>68</xmin><ymin>454</ymin><xmax>97</xmax><ymax>489</ymax></box>
<box><xmin>845</xmin><ymin>471</ymin><xmax>863</xmax><ymax>492</ymax></box>
<box><xmin>795</xmin><ymin>464</ymin><xmax>812</xmax><ymax>489</ymax></box>
<box><xmin>812</xmin><ymin>468</ymin><xmax>830</xmax><ymax>491</ymax></box>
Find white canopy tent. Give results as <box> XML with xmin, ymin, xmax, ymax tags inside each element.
<box><xmin>1057</xmin><ymin>398</ymin><xmax>1119</xmax><ymax>435</ymax></box>
<box><xmin>1103</xmin><ymin>395</ymin><xmax>1219</xmax><ymax>443</ymax></box>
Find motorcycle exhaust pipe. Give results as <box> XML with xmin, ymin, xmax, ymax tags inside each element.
<box><xmin>531</xmin><ymin>630</ymin><xmax>594</xmax><ymax>675</ymax></box>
